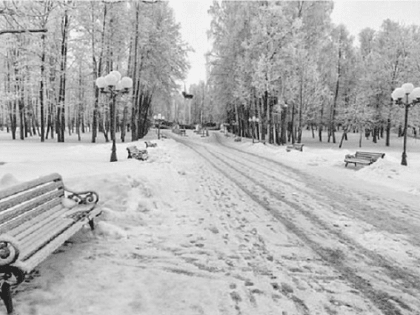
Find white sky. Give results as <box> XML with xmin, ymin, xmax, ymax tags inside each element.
<box><xmin>169</xmin><ymin>0</ymin><xmax>420</xmax><ymax>88</ymax></box>
<box><xmin>169</xmin><ymin>0</ymin><xmax>213</xmax><ymax>90</ymax></box>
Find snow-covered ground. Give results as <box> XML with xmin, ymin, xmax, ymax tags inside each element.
<box><xmin>0</xmin><ymin>129</ymin><xmax>419</xmax><ymax>315</ymax></box>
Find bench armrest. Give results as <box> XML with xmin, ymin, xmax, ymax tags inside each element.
<box><xmin>0</xmin><ymin>235</ymin><xmax>20</xmax><ymax>267</ymax></box>
<box><xmin>65</xmin><ymin>190</ymin><xmax>99</xmax><ymax>205</ymax></box>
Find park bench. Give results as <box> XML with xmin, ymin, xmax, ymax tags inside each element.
<box><xmin>344</xmin><ymin>151</ymin><xmax>385</xmax><ymax>167</ymax></box>
<box><xmin>172</xmin><ymin>128</ymin><xmax>181</xmax><ymax>135</ymax></box>
<box><xmin>145</xmin><ymin>141</ymin><xmax>157</xmax><ymax>148</ymax></box>
<box><xmin>286</xmin><ymin>143</ymin><xmax>304</xmax><ymax>152</ymax></box>
<box><xmin>126</xmin><ymin>146</ymin><xmax>148</xmax><ymax>161</ymax></box>
<box><xmin>234</xmin><ymin>137</ymin><xmax>242</xmax><ymax>142</ymax></box>
<box><xmin>0</xmin><ymin>173</ymin><xmax>100</xmax><ymax>314</ymax></box>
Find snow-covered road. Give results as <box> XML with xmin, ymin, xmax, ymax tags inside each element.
<box><xmin>169</xmin><ymin>131</ymin><xmax>420</xmax><ymax>315</ymax></box>
<box><xmin>1</xmin><ymin>130</ymin><xmax>419</xmax><ymax>315</ymax></box>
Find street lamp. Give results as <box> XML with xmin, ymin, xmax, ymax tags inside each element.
<box><xmin>96</xmin><ymin>70</ymin><xmax>133</xmax><ymax>162</ymax></box>
<box><xmin>248</xmin><ymin>116</ymin><xmax>259</xmax><ymax>143</ymax></box>
<box><xmin>153</xmin><ymin>113</ymin><xmax>165</xmax><ymax>139</ymax></box>
<box><xmin>391</xmin><ymin>83</ymin><xmax>420</xmax><ymax>166</ymax></box>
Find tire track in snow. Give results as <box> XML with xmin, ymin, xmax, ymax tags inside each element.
<box><xmin>181</xmin><ymin>151</ymin><xmax>335</xmax><ymax>314</ymax></box>
<box><xmin>213</xmin><ymin>134</ymin><xmax>420</xmax><ymax>230</ymax></box>
<box><xmin>173</xmin><ymin>134</ymin><xmax>417</xmax><ymax>315</ymax></box>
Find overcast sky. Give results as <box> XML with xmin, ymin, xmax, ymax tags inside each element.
<box><xmin>169</xmin><ymin>0</ymin><xmax>420</xmax><ymax>88</ymax></box>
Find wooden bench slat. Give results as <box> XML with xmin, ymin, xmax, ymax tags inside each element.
<box><xmin>9</xmin><ymin>205</ymin><xmax>73</xmax><ymax>240</ymax></box>
<box><xmin>0</xmin><ymin>190</ymin><xmax>63</xmax><ymax>223</ymax></box>
<box><xmin>344</xmin><ymin>158</ymin><xmax>372</xmax><ymax>164</ymax></box>
<box><xmin>19</xmin><ymin>219</ymin><xmax>75</xmax><ymax>261</ymax></box>
<box><xmin>0</xmin><ymin>199</ymin><xmax>63</xmax><ymax>233</ymax></box>
<box><xmin>0</xmin><ymin>173</ymin><xmax>62</xmax><ymax>200</ymax></box>
<box><xmin>15</xmin><ymin>218</ymin><xmax>88</xmax><ymax>273</ymax></box>
<box><xmin>16</xmin><ymin>204</ymin><xmax>93</xmax><ymax>248</ymax></box>
<box><xmin>0</xmin><ymin>181</ymin><xmax>63</xmax><ymax>213</ymax></box>
<box><xmin>17</xmin><ymin>204</ymin><xmax>98</xmax><ymax>264</ymax></box>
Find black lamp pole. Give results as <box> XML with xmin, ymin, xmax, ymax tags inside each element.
<box><xmin>392</xmin><ymin>83</ymin><xmax>420</xmax><ymax>166</ymax></box>
<box><xmin>401</xmin><ymin>100</ymin><xmax>409</xmax><ymax>166</ymax></box>
<box><xmin>96</xmin><ymin>71</ymin><xmax>132</xmax><ymax>162</ymax></box>
<box><xmin>110</xmin><ymin>91</ymin><xmax>118</xmax><ymax>162</ymax></box>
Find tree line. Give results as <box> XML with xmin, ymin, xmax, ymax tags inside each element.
<box><xmin>201</xmin><ymin>1</ymin><xmax>420</xmax><ymax>146</ymax></box>
<box><xmin>0</xmin><ymin>0</ymin><xmax>189</xmax><ymax>142</ymax></box>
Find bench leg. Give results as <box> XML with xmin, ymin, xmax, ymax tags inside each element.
<box><xmin>88</xmin><ymin>218</ymin><xmax>95</xmax><ymax>231</ymax></box>
<box><xmin>0</xmin><ymin>282</ymin><xmax>14</xmax><ymax>314</ymax></box>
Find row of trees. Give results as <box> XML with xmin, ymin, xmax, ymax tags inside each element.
<box><xmin>0</xmin><ymin>0</ymin><xmax>189</xmax><ymax>142</ymax></box>
<box><xmin>204</xmin><ymin>1</ymin><xmax>420</xmax><ymax>146</ymax></box>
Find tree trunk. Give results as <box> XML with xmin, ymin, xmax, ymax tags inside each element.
<box><xmin>14</xmin><ymin>62</ymin><xmax>24</xmax><ymax>141</ymax></box>
<box><xmin>121</xmin><ymin>105</ymin><xmax>128</xmax><ymax>142</ymax></box>
<box><xmin>57</xmin><ymin>6</ymin><xmax>70</xmax><ymax>142</ymax></box>
<box><xmin>234</xmin><ymin>102</ymin><xmax>239</xmax><ymax>137</ymax></box>
<box><xmin>131</xmin><ymin>5</ymin><xmax>141</xmax><ymax>142</ymax></box>
<box><xmin>297</xmin><ymin>72</ymin><xmax>303</xmax><ymax>143</ymax></box>
<box><xmin>329</xmin><ymin>41</ymin><xmax>342</xmax><ymax>144</ymax></box>
<box><xmin>339</xmin><ymin>128</ymin><xmax>347</xmax><ymax>148</ymax></box>
<box><xmin>92</xmin><ymin>1</ymin><xmax>107</xmax><ymax>143</ymax></box>
<box><xmin>40</xmin><ymin>34</ymin><xmax>46</xmax><ymax>142</ymax></box>
<box><xmin>372</xmin><ymin>126</ymin><xmax>377</xmax><ymax>143</ymax></box>
<box><xmin>386</xmin><ymin>109</ymin><xmax>391</xmax><ymax>147</ymax></box>
<box><xmin>290</xmin><ymin>101</ymin><xmax>295</xmax><ymax>144</ymax></box>
<box><xmin>280</xmin><ymin>106</ymin><xmax>287</xmax><ymax>145</ymax></box>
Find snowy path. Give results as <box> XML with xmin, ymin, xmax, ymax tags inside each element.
<box><xmin>170</xmin><ymin>131</ymin><xmax>420</xmax><ymax>315</ymax></box>
<box><xmin>1</xmin><ymin>130</ymin><xmax>419</xmax><ymax>315</ymax></box>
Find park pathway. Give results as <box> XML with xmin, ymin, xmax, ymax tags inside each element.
<box><xmin>168</xmin><ymin>130</ymin><xmax>420</xmax><ymax>315</ymax></box>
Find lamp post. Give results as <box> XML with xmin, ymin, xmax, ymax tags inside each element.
<box><xmin>182</xmin><ymin>91</ymin><xmax>193</xmax><ymax>126</ymax></box>
<box><xmin>391</xmin><ymin>83</ymin><xmax>420</xmax><ymax>166</ymax></box>
<box><xmin>153</xmin><ymin>113</ymin><xmax>165</xmax><ymax>139</ymax></box>
<box><xmin>248</xmin><ymin>116</ymin><xmax>259</xmax><ymax>143</ymax></box>
<box><xmin>96</xmin><ymin>70</ymin><xmax>133</xmax><ymax>162</ymax></box>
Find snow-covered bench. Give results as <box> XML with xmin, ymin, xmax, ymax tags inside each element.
<box><xmin>344</xmin><ymin>151</ymin><xmax>385</xmax><ymax>167</ymax></box>
<box><xmin>0</xmin><ymin>173</ymin><xmax>100</xmax><ymax>314</ymax></box>
<box><xmin>172</xmin><ymin>128</ymin><xmax>186</xmax><ymax>136</ymax></box>
<box><xmin>145</xmin><ymin>141</ymin><xmax>157</xmax><ymax>148</ymax></box>
<box><xmin>126</xmin><ymin>146</ymin><xmax>148</xmax><ymax>161</ymax></box>
<box><xmin>286</xmin><ymin>143</ymin><xmax>304</xmax><ymax>152</ymax></box>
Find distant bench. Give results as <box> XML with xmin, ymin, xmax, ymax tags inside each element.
<box><xmin>126</xmin><ymin>146</ymin><xmax>148</xmax><ymax>161</ymax></box>
<box><xmin>172</xmin><ymin>128</ymin><xmax>186</xmax><ymax>136</ymax></box>
<box><xmin>286</xmin><ymin>143</ymin><xmax>304</xmax><ymax>152</ymax></box>
<box><xmin>145</xmin><ymin>141</ymin><xmax>157</xmax><ymax>148</ymax></box>
<box><xmin>0</xmin><ymin>173</ymin><xmax>100</xmax><ymax>314</ymax></box>
<box><xmin>344</xmin><ymin>151</ymin><xmax>385</xmax><ymax>167</ymax></box>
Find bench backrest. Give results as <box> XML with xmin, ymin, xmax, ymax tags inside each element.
<box><xmin>127</xmin><ymin>146</ymin><xmax>147</xmax><ymax>153</ymax></box>
<box><xmin>355</xmin><ymin>152</ymin><xmax>385</xmax><ymax>160</ymax></box>
<box><xmin>0</xmin><ymin>173</ymin><xmax>64</xmax><ymax>233</ymax></box>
